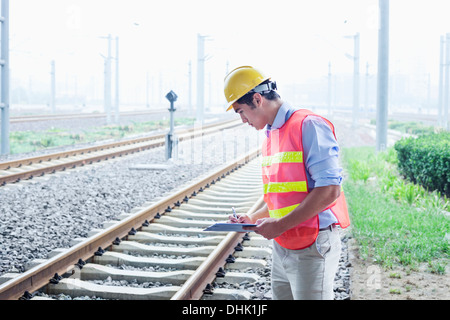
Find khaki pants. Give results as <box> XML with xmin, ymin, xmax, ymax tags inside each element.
<box><xmin>271</xmin><ymin>225</ymin><xmax>341</xmax><ymax>300</ymax></box>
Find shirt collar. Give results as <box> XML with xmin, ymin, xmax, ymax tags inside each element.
<box><xmin>266</xmin><ymin>102</ymin><xmax>293</xmax><ymax>136</ymax></box>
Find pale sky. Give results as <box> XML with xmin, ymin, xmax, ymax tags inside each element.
<box><xmin>8</xmin><ymin>0</ymin><xmax>450</xmax><ymax>108</ymax></box>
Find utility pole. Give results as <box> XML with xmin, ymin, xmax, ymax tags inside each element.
<box><xmin>365</xmin><ymin>62</ymin><xmax>369</xmax><ymax>118</ymax></box>
<box><xmin>438</xmin><ymin>35</ymin><xmax>444</xmax><ymax>127</ymax></box>
<box><xmin>188</xmin><ymin>60</ymin><xmax>192</xmax><ymax>114</ymax></box>
<box><xmin>0</xmin><ymin>0</ymin><xmax>9</xmax><ymax>155</ymax></box>
<box><xmin>353</xmin><ymin>33</ymin><xmax>360</xmax><ymax>127</ymax></box>
<box><xmin>101</xmin><ymin>34</ymin><xmax>112</xmax><ymax>125</ymax></box>
<box><xmin>327</xmin><ymin>62</ymin><xmax>332</xmax><ymax>117</ymax></box>
<box><xmin>114</xmin><ymin>36</ymin><xmax>119</xmax><ymax>124</ymax></box>
<box><xmin>427</xmin><ymin>73</ymin><xmax>431</xmax><ymax>115</ymax></box>
<box><xmin>376</xmin><ymin>0</ymin><xmax>389</xmax><ymax>152</ymax></box>
<box><xmin>196</xmin><ymin>34</ymin><xmax>206</xmax><ymax>125</ymax></box>
<box><xmin>444</xmin><ymin>33</ymin><xmax>450</xmax><ymax>130</ymax></box>
<box><xmin>50</xmin><ymin>60</ymin><xmax>56</xmax><ymax>114</ymax></box>
<box><xmin>208</xmin><ymin>72</ymin><xmax>211</xmax><ymax>111</ymax></box>
<box><xmin>146</xmin><ymin>71</ymin><xmax>150</xmax><ymax>108</ymax></box>
<box><xmin>344</xmin><ymin>32</ymin><xmax>360</xmax><ymax>127</ymax></box>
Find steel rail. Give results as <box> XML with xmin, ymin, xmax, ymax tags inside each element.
<box><xmin>0</xmin><ymin>118</ymin><xmax>239</xmax><ymax>170</ymax></box>
<box><xmin>0</xmin><ymin>119</ymin><xmax>242</xmax><ymax>185</ymax></box>
<box><xmin>170</xmin><ymin>196</ymin><xmax>264</xmax><ymax>300</ymax></box>
<box><xmin>9</xmin><ymin>109</ymin><xmax>167</xmax><ymax>123</ymax></box>
<box><xmin>0</xmin><ymin>148</ymin><xmax>260</xmax><ymax>300</ymax></box>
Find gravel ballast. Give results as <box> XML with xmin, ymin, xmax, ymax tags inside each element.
<box><xmin>0</xmin><ymin>115</ymin><xmax>352</xmax><ymax>300</ymax></box>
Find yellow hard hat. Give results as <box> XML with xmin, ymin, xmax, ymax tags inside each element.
<box><xmin>223</xmin><ymin>66</ymin><xmax>270</xmax><ymax>111</ymax></box>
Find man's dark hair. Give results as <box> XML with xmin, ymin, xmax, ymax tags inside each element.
<box><xmin>236</xmin><ymin>80</ymin><xmax>280</xmax><ymax>109</ymax></box>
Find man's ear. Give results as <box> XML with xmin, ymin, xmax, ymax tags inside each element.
<box><xmin>253</xmin><ymin>93</ymin><xmax>263</xmax><ymax>108</ymax></box>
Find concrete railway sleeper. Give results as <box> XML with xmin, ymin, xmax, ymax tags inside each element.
<box><xmin>0</xmin><ymin>149</ymin><xmax>272</xmax><ymax>300</ymax></box>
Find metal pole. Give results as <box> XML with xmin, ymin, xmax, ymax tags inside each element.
<box><xmin>376</xmin><ymin>0</ymin><xmax>389</xmax><ymax>152</ymax></box>
<box><xmin>444</xmin><ymin>33</ymin><xmax>450</xmax><ymax>131</ymax></box>
<box><xmin>114</xmin><ymin>36</ymin><xmax>119</xmax><ymax>124</ymax></box>
<box><xmin>353</xmin><ymin>32</ymin><xmax>360</xmax><ymax>128</ymax></box>
<box><xmin>166</xmin><ymin>102</ymin><xmax>174</xmax><ymax>160</ymax></box>
<box><xmin>438</xmin><ymin>35</ymin><xmax>444</xmax><ymax>127</ymax></box>
<box><xmin>165</xmin><ymin>90</ymin><xmax>178</xmax><ymax>160</ymax></box>
<box><xmin>208</xmin><ymin>72</ymin><xmax>211</xmax><ymax>111</ymax></box>
<box><xmin>196</xmin><ymin>34</ymin><xmax>205</xmax><ymax>125</ymax></box>
<box><xmin>103</xmin><ymin>34</ymin><xmax>112</xmax><ymax>125</ymax></box>
<box><xmin>107</xmin><ymin>34</ymin><xmax>112</xmax><ymax>124</ymax></box>
<box><xmin>169</xmin><ymin>100</ymin><xmax>175</xmax><ymax>134</ymax></box>
<box><xmin>427</xmin><ymin>73</ymin><xmax>431</xmax><ymax>115</ymax></box>
<box><xmin>157</xmin><ymin>73</ymin><xmax>162</xmax><ymax>105</ymax></box>
<box><xmin>365</xmin><ymin>62</ymin><xmax>369</xmax><ymax>118</ymax></box>
<box><xmin>146</xmin><ymin>71</ymin><xmax>149</xmax><ymax>108</ymax></box>
<box><xmin>188</xmin><ymin>60</ymin><xmax>192</xmax><ymax>114</ymax></box>
<box><xmin>327</xmin><ymin>62</ymin><xmax>332</xmax><ymax>117</ymax></box>
<box><xmin>1</xmin><ymin>0</ymin><xmax>10</xmax><ymax>155</ymax></box>
<box><xmin>50</xmin><ymin>60</ymin><xmax>56</xmax><ymax>114</ymax></box>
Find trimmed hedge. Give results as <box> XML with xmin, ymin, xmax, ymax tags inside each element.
<box><xmin>394</xmin><ymin>132</ymin><xmax>450</xmax><ymax>197</ymax></box>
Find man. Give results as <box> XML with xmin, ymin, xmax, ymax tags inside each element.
<box><xmin>224</xmin><ymin>66</ymin><xmax>350</xmax><ymax>300</ymax></box>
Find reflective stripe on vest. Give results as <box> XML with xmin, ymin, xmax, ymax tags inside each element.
<box><xmin>263</xmin><ymin>181</ymin><xmax>307</xmax><ymax>194</ymax></box>
<box><xmin>267</xmin><ymin>192</ymin><xmax>339</xmax><ymax>219</ymax></box>
<box><xmin>269</xmin><ymin>203</ymin><xmax>299</xmax><ymax>219</ymax></box>
<box><xmin>261</xmin><ymin>151</ymin><xmax>303</xmax><ymax>167</ymax></box>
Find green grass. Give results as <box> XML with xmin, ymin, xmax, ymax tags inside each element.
<box><xmin>342</xmin><ymin>146</ymin><xmax>449</xmax><ymax>274</ymax></box>
<box><xmin>370</xmin><ymin>119</ymin><xmax>436</xmax><ymax>135</ymax></box>
<box><xmin>9</xmin><ymin>118</ymin><xmax>195</xmax><ymax>155</ymax></box>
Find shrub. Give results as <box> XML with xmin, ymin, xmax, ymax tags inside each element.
<box><xmin>394</xmin><ymin>132</ymin><xmax>450</xmax><ymax>197</ymax></box>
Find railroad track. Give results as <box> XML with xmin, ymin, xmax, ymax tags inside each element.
<box><xmin>0</xmin><ymin>119</ymin><xmax>242</xmax><ymax>187</ymax></box>
<box><xmin>0</xmin><ymin>149</ymin><xmax>272</xmax><ymax>300</ymax></box>
<box><xmin>9</xmin><ymin>109</ymin><xmax>167</xmax><ymax>123</ymax></box>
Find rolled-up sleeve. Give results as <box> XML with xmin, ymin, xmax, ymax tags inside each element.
<box><xmin>302</xmin><ymin>116</ymin><xmax>342</xmax><ymax>188</ymax></box>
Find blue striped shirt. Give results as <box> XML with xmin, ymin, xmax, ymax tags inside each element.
<box><xmin>266</xmin><ymin>103</ymin><xmax>341</xmax><ymax>228</ymax></box>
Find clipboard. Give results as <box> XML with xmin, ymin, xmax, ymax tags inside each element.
<box><xmin>203</xmin><ymin>223</ymin><xmax>257</xmax><ymax>232</ymax></box>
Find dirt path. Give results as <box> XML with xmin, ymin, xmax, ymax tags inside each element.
<box><xmin>348</xmin><ymin>235</ymin><xmax>449</xmax><ymax>300</ymax></box>
<box><xmin>333</xmin><ymin>117</ymin><xmax>449</xmax><ymax>300</ymax></box>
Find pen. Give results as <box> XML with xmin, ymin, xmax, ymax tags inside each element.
<box><xmin>232</xmin><ymin>207</ymin><xmax>237</xmax><ymax>219</ymax></box>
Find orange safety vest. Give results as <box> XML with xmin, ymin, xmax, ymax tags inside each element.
<box><xmin>262</xmin><ymin>109</ymin><xmax>350</xmax><ymax>250</ymax></box>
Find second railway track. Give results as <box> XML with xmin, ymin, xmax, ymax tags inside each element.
<box><xmin>0</xmin><ymin>119</ymin><xmax>242</xmax><ymax>187</ymax></box>
<box><xmin>0</xmin><ymin>149</ymin><xmax>272</xmax><ymax>300</ymax></box>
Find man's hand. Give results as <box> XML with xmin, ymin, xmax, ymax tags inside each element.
<box><xmin>244</xmin><ymin>185</ymin><xmax>341</xmax><ymax>239</ymax></box>
<box><xmin>228</xmin><ymin>213</ymin><xmax>253</xmax><ymax>224</ymax></box>
<box><xmin>245</xmin><ymin>217</ymin><xmax>284</xmax><ymax>240</ymax></box>
<box><xmin>228</xmin><ymin>203</ymin><xmax>270</xmax><ymax>225</ymax></box>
